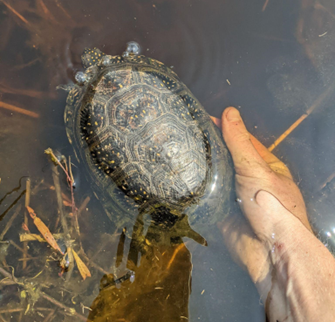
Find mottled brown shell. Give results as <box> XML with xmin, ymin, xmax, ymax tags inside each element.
<box><xmin>64</xmin><ymin>48</ymin><xmax>232</xmax><ymax>229</ymax></box>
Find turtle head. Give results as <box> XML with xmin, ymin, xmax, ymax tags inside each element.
<box><xmin>81</xmin><ymin>47</ymin><xmax>104</xmax><ymax>69</ymax></box>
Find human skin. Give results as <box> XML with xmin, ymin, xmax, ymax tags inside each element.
<box><xmin>211</xmin><ymin>107</ymin><xmax>335</xmax><ymax>322</ymax></box>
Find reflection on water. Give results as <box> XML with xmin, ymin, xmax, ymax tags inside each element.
<box><xmin>0</xmin><ymin>0</ymin><xmax>335</xmax><ymax>321</ymax></box>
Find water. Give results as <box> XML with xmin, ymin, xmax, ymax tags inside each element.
<box><xmin>0</xmin><ymin>0</ymin><xmax>335</xmax><ymax>321</ymax></box>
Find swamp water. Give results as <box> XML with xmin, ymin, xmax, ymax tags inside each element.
<box><xmin>0</xmin><ymin>0</ymin><xmax>335</xmax><ymax>321</ymax></box>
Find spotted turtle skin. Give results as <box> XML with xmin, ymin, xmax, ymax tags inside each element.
<box><xmin>64</xmin><ymin>47</ymin><xmax>232</xmax><ymax>229</ymax></box>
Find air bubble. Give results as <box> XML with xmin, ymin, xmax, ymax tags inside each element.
<box><xmin>130</xmin><ymin>272</ymin><xmax>135</xmax><ymax>283</ymax></box>
<box><xmin>125</xmin><ymin>41</ymin><xmax>141</xmax><ymax>55</ymax></box>
<box><xmin>75</xmin><ymin>71</ymin><xmax>87</xmax><ymax>84</ymax></box>
<box><xmin>101</xmin><ymin>56</ymin><xmax>111</xmax><ymax>66</ymax></box>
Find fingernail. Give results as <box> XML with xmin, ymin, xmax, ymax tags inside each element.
<box><xmin>226</xmin><ymin>108</ymin><xmax>241</xmax><ymax>122</ymax></box>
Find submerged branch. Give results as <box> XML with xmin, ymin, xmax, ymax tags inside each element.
<box><xmin>22</xmin><ymin>178</ymin><xmax>30</xmax><ymax>269</ymax></box>
<box><xmin>268</xmin><ymin>79</ymin><xmax>335</xmax><ymax>152</ymax></box>
<box><xmin>0</xmin><ymin>101</ymin><xmax>39</xmax><ymax>118</ymax></box>
<box><xmin>1</xmin><ymin>1</ymin><xmax>29</xmax><ymax>24</ymax></box>
<box><xmin>0</xmin><ymin>204</ymin><xmax>21</xmax><ymax>240</ymax></box>
<box><xmin>0</xmin><ymin>267</ymin><xmax>88</xmax><ymax>321</ymax></box>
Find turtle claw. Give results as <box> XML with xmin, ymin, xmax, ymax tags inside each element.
<box><xmin>56</xmin><ymin>84</ymin><xmax>75</xmax><ymax>92</ymax></box>
<box><xmin>177</xmin><ymin>215</ymin><xmax>208</xmax><ymax>246</ymax></box>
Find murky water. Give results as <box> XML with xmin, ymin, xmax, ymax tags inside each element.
<box><xmin>0</xmin><ymin>0</ymin><xmax>335</xmax><ymax>321</ymax></box>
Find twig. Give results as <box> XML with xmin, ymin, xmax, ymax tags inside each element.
<box><xmin>36</xmin><ymin>307</ymin><xmax>54</xmax><ymax>312</ymax></box>
<box><xmin>1</xmin><ymin>1</ymin><xmax>29</xmax><ymax>24</ymax></box>
<box><xmin>11</xmin><ymin>58</ymin><xmax>40</xmax><ymax>71</ymax></box>
<box><xmin>31</xmin><ymin>179</ymin><xmax>45</xmax><ymax>196</ymax></box>
<box><xmin>262</xmin><ymin>0</ymin><xmax>269</xmax><ymax>12</ymax></box>
<box><xmin>0</xmin><ymin>314</ymin><xmax>7</xmax><ymax>322</ymax></box>
<box><xmin>51</xmin><ymin>166</ymin><xmax>74</xmax><ymax>279</ymax></box>
<box><xmin>9</xmin><ymin>240</ymin><xmax>33</xmax><ymax>259</ymax></box>
<box><xmin>20</xmin><ymin>233</ymin><xmax>64</xmax><ymax>242</ymax></box>
<box><xmin>37</xmin><ymin>0</ymin><xmax>57</xmax><ymax>24</ymax></box>
<box><xmin>42</xmin><ymin>309</ymin><xmax>55</xmax><ymax>322</ymax></box>
<box><xmin>78</xmin><ymin>244</ymin><xmax>110</xmax><ymax>275</ymax></box>
<box><xmin>77</xmin><ymin>196</ymin><xmax>90</xmax><ymax>216</ymax></box>
<box><xmin>0</xmin><ymin>101</ymin><xmax>39</xmax><ymax>118</ymax></box>
<box><xmin>25</xmin><ymin>178</ymin><xmax>31</xmax><ymax>208</ymax></box>
<box><xmin>48</xmin><ymin>185</ymin><xmax>71</xmax><ymax>204</ymax></box>
<box><xmin>55</xmin><ymin>0</ymin><xmax>72</xmax><ymax>19</ymax></box>
<box><xmin>0</xmin><ymin>267</ymin><xmax>11</xmax><ymax>279</ymax></box>
<box><xmin>45</xmin><ymin>149</ymin><xmax>72</xmax><ymax>185</ymax></box>
<box><xmin>68</xmin><ymin>157</ymin><xmax>79</xmax><ymax>236</ymax></box>
<box><xmin>0</xmin><ymin>308</ymin><xmax>24</xmax><ymax>314</ymax></box>
<box><xmin>167</xmin><ymin>244</ymin><xmax>186</xmax><ymax>269</ymax></box>
<box><xmin>18</xmin><ymin>257</ymin><xmax>44</xmax><ymax>261</ymax></box>
<box><xmin>0</xmin><ymin>177</ymin><xmax>27</xmax><ymax>205</ymax></box>
<box><xmin>268</xmin><ymin>80</ymin><xmax>335</xmax><ymax>152</ymax></box>
<box><xmin>319</xmin><ymin>172</ymin><xmax>335</xmax><ymax>191</ymax></box>
<box><xmin>47</xmin><ymin>151</ymin><xmax>79</xmax><ymax>237</ymax></box>
<box><xmin>314</xmin><ymin>2</ymin><xmax>335</xmax><ymax>19</ymax></box>
<box><xmin>88</xmin><ymin>261</ymin><xmax>109</xmax><ymax>275</ymax></box>
<box><xmin>68</xmin><ymin>158</ymin><xmax>76</xmax><ymax>211</ymax></box>
<box><xmin>18</xmin><ymin>311</ymin><xmax>23</xmax><ymax>322</ymax></box>
<box><xmin>65</xmin><ymin>246</ymin><xmax>74</xmax><ymax>282</ymax></box>
<box><xmin>23</xmin><ymin>178</ymin><xmax>31</xmax><ymax>269</ymax></box>
<box><xmin>51</xmin><ymin>166</ymin><xmax>70</xmax><ymax>238</ymax></box>
<box><xmin>0</xmin><ymin>82</ymin><xmax>50</xmax><ymax>98</ymax></box>
<box><xmin>41</xmin><ymin>292</ymin><xmax>87</xmax><ymax>321</ymax></box>
<box><xmin>35</xmin><ymin>307</ymin><xmax>56</xmax><ymax>322</ymax></box>
<box><xmin>0</xmin><ymin>204</ymin><xmax>21</xmax><ymax>240</ymax></box>
<box><xmin>0</xmin><ymin>268</ymin><xmax>88</xmax><ymax>321</ymax></box>
<box><xmin>0</xmin><ymin>189</ymin><xmax>26</xmax><ymax>222</ymax></box>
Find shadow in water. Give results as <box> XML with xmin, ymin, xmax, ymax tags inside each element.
<box><xmin>88</xmin><ymin>212</ymin><xmax>206</xmax><ymax>322</ymax></box>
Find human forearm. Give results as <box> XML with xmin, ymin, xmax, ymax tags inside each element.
<box><xmin>261</xmin><ymin>216</ymin><xmax>335</xmax><ymax>322</ymax></box>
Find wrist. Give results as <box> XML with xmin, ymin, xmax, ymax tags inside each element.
<box><xmin>269</xmin><ymin>215</ymin><xmax>309</xmax><ymax>265</ymax></box>
<box><xmin>253</xmin><ymin>216</ymin><xmax>309</xmax><ymax>297</ymax></box>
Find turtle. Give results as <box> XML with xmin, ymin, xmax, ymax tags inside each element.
<box><xmin>62</xmin><ymin>42</ymin><xmax>233</xmax><ymax>232</ymax></box>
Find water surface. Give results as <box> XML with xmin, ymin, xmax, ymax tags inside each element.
<box><xmin>0</xmin><ymin>0</ymin><xmax>335</xmax><ymax>321</ymax></box>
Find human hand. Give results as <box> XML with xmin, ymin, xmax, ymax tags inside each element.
<box><xmin>212</xmin><ymin>107</ymin><xmax>335</xmax><ymax>322</ymax></box>
<box><xmin>211</xmin><ymin>107</ymin><xmax>312</xmax><ymax>291</ymax></box>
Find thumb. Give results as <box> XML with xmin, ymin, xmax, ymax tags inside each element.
<box><xmin>221</xmin><ymin>107</ymin><xmax>271</xmax><ymax>177</ymax></box>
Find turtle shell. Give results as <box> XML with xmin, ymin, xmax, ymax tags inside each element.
<box><xmin>64</xmin><ymin>48</ymin><xmax>233</xmax><ymax>229</ymax></box>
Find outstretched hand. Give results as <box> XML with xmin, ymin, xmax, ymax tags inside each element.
<box><xmin>211</xmin><ymin>107</ymin><xmax>312</xmax><ymax>293</ymax></box>
<box><xmin>211</xmin><ymin>107</ymin><xmax>335</xmax><ymax>322</ymax></box>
